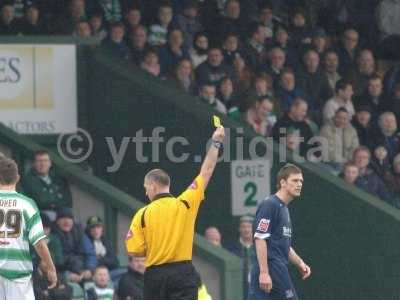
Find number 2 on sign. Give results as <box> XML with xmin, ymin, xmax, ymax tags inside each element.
<box><xmin>244</xmin><ymin>182</ymin><xmax>257</xmax><ymax>207</ymax></box>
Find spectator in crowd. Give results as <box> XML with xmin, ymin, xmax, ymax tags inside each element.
<box><xmin>85</xmin><ymin>216</ymin><xmax>119</xmax><ymax>274</ymax></box>
<box><xmin>233</xmin><ymin>55</ymin><xmax>253</xmax><ymax>94</ymax></box>
<box><xmin>128</xmin><ymin>25</ymin><xmax>148</xmax><ymax>65</ymax></box>
<box><xmin>272</xmin><ymin>98</ymin><xmax>315</xmax><ymax>156</ymax></box>
<box><xmin>209</xmin><ymin>0</ymin><xmax>244</xmax><ymax>43</ymax></box>
<box><xmin>385</xmin><ymin>82</ymin><xmax>400</xmax><ymax>123</ymax></box>
<box><xmin>376</xmin><ymin>0</ymin><xmax>400</xmax><ymax>60</ymax></box>
<box><xmin>323</xmin><ymin>49</ymin><xmax>342</xmax><ymax>93</ymax></box>
<box><xmin>227</xmin><ymin>215</ymin><xmax>254</xmax><ymax>300</ymax></box>
<box><xmin>258</xmin><ymin>2</ymin><xmax>278</xmax><ymax>40</ymax></box>
<box><xmin>39</xmin><ymin>213</ymin><xmax>65</xmax><ymax>271</ymax></box>
<box><xmin>189</xmin><ymin>32</ymin><xmax>208</xmax><ymax>68</ymax></box>
<box><xmin>92</xmin><ymin>0</ymin><xmax>122</xmax><ymax>24</ymax></box>
<box><xmin>198</xmin><ymin>83</ymin><xmax>227</xmax><ymax>114</ymax></box>
<box><xmin>250</xmin><ymin>74</ymin><xmax>273</xmax><ymax>99</ymax></box>
<box><xmin>22</xmin><ymin>150</ymin><xmax>72</xmax><ymax>219</ymax></box>
<box><xmin>242</xmin><ymin>22</ymin><xmax>268</xmax><ymax>71</ymax></box>
<box><xmin>116</xmin><ymin>256</ymin><xmax>145</xmax><ymax>300</ymax></box>
<box><xmin>204</xmin><ymin>226</ymin><xmax>222</xmax><ymax>246</ymax></box>
<box><xmin>275</xmin><ymin>68</ymin><xmax>303</xmax><ymax>112</ymax></box>
<box><xmin>173</xmin><ymin>58</ymin><xmax>196</xmax><ymax>93</ymax></box>
<box><xmin>352</xmin><ymin>105</ymin><xmax>375</xmax><ymax>148</ymax></box>
<box><xmin>140</xmin><ymin>48</ymin><xmax>161</xmax><ymax>77</ymax></box>
<box><xmin>86</xmin><ymin>266</ymin><xmax>114</xmax><ymax>300</ymax></box>
<box><xmin>54</xmin><ymin>0</ymin><xmax>87</xmax><ymax>34</ymax></box>
<box><xmin>341</xmin><ymin>161</ymin><xmax>360</xmax><ymax>185</ymax></box>
<box><xmin>53</xmin><ymin>208</ymin><xmax>97</xmax><ymax>284</ymax></box>
<box><xmin>383</xmin><ymin>63</ymin><xmax>400</xmax><ymax>98</ymax></box>
<box><xmin>297</xmin><ymin>48</ymin><xmax>333</xmax><ymax>118</ymax></box>
<box><xmin>244</xmin><ymin>96</ymin><xmax>276</xmax><ymax>136</ymax></box>
<box><xmin>335</xmin><ymin>28</ymin><xmax>360</xmax><ymax>76</ymax></box>
<box><xmin>18</xmin><ymin>4</ymin><xmax>46</xmax><ymax>35</ymax></box>
<box><xmin>346</xmin><ymin>49</ymin><xmax>376</xmax><ymax>96</ymax></box>
<box><xmin>159</xmin><ymin>28</ymin><xmax>189</xmax><ymax>75</ymax></box>
<box><xmin>370</xmin><ymin>145</ymin><xmax>393</xmax><ymax>188</ymax></box>
<box><xmin>262</xmin><ymin>46</ymin><xmax>286</xmax><ymax>86</ymax></box>
<box><xmin>222</xmin><ymin>33</ymin><xmax>240</xmax><ymax>66</ymax></box>
<box><xmin>89</xmin><ymin>13</ymin><xmax>107</xmax><ymax>40</ymax></box>
<box><xmin>319</xmin><ymin>108</ymin><xmax>359</xmax><ymax>173</ymax></box>
<box><xmin>218</xmin><ymin>76</ymin><xmax>239</xmax><ymax>109</ymax></box>
<box><xmin>352</xmin><ymin>146</ymin><xmax>392</xmax><ymax>202</ymax></box>
<box><xmin>289</xmin><ymin>7</ymin><xmax>312</xmax><ymax>46</ymax></box>
<box><xmin>123</xmin><ymin>7</ymin><xmax>142</xmax><ymax>32</ymax></box>
<box><xmin>148</xmin><ymin>3</ymin><xmax>173</xmax><ymax>47</ymax></box>
<box><xmin>311</xmin><ymin>28</ymin><xmax>328</xmax><ymax>56</ymax></box>
<box><xmin>356</xmin><ymin>75</ymin><xmax>387</xmax><ymax>120</ymax></box>
<box><xmin>0</xmin><ymin>4</ymin><xmax>18</xmax><ymax>35</ymax></box>
<box><xmin>323</xmin><ymin>79</ymin><xmax>355</xmax><ymax>123</ymax></box>
<box><xmin>75</xmin><ymin>20</ymin><xmax>92</xmax><ymax>37</ymax></box>
<box><xmin>195</xmin><ymin>47</ymin><xmax>235</xmax><ymax>86</ymax></box>
<box><xmin>176</xmin><ymin>0</ymin><xmax>203</xmax><ymax>50</ymax></box>
<box><xmin>102</xmin><ymin>22</ymin><xmax>129</xmax><ymax>59</ymax></box>
<box><xmin>372</xmin><ymin>112</ymin><xmax>400</xmax><ymax>161</ymax></box>
<box><xmin>267</xmin><ymin>25</ymin><xmax>298</xmax><ymax>68</ymax></box>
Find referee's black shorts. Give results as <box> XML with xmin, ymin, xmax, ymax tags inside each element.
<box><xmin>144</xmin><ymin>261</ymin><xmax>200</xmax><ymax>300</ymax></box>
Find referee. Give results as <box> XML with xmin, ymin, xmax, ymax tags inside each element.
<box><xmin>125</xmin><ymin>126</ymin><xmax>225</xmax><ymax>300</ymax></box>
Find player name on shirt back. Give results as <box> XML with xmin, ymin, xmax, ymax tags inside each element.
<box><xmin>0</xmin><ymin>199</ymin><xmax>17</xmax><ymax>207</ymax></box>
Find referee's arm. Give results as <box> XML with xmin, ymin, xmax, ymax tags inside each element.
<box><xmin>125</xmin><ymin>207</ymin><xmax>146</xmax><ymax>257</ymax></box>
<box><xmin>199</xmin><ymin>126</ymin><xmax>225</xmax><ymax>188</ymax></box>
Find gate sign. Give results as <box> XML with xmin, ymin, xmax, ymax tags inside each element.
<box><xmin>231</xmin><ymin>160</ymin><xmax>271</xmax><ymax>216</ymax></box>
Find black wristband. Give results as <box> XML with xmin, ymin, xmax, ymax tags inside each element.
<box><xmin>212</xmin><ymin>140</ymin><xmax>223</xmax><ymax>149</ymax></box>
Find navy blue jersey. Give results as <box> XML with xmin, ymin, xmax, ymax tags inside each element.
<box><xmin>252</xmin><ymin>194</ymin><xmax>292</xmax><ymax>266</ymax></box>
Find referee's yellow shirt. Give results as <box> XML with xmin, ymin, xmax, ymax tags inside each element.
<box><xmin>125</xmin><ymin>175</ymin><xmax>205</xmax><ymax>267</ymax></box>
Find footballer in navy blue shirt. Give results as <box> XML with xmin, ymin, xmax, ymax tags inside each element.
<box><xmin>248</xmin><ymin>164</ymin><xmax>311</xmax><ymax>300</ymax></box>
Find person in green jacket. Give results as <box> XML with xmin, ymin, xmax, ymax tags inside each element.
<box><xmin>21</xmin><ymin>150</ymin><xmax>72</xmax><ymax>219</ymax></box>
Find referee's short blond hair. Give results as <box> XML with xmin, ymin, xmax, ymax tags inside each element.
<box><xmin>145</xmin><ymin>169</ymin><xmax>171</xmax><ymax>187</ymax></box>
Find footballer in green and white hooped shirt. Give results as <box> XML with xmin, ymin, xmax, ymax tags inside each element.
<box><xmin>0</xmin><ymin>156</ymin><xmax>57</xmax><ymax>300</ymax></box>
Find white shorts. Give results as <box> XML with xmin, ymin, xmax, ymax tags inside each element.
<box><xmin>0</xmin><ymin>276</ymin><xmax>35</xmax><ymax>300</ymax></box>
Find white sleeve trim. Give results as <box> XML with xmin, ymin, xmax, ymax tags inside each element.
<box><xmin>254</xmin><ymin>232</ymin><xmax>270</xmax><ymax>240</ymax></box>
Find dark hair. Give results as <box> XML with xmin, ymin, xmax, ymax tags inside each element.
<box><xmin>291</xmin><ymin>97</ymin><xmax>307</xmax><ymax>108</ymax></box>
<box><xmin>0</xmin><ymin>157</ymin><xmax>19</xmax><ymax>186</ymax></box>
<box><xmin>34</xmin><ymin>150</ymin><xmax>50</xmax><ymax>160</ymax></box>
<box><xmin>143</xmin><ymin>47</ymin><xmax>159</xmax><ymax>58</ymax></box>
<box><xmin>335</xmin><ymin>79</ymin><xmax>352</xmax><ymax>93</ymax></box>
<box><xmin>276</xmin><ymin>163</ymin><xmax>302</xmax><ymax>190</ymax></box>
<box><xmin>260</xmin><ymin>1</ymin><xmax>273</xmax><ymax>11</ymax></box>
<box><xmin>110</xmin><ymin>22</ymin><xmax>125</xmax><ymax>30</ymax></box>
<box><xmin>335</xmin><ymin>107</ymin><xmax>349</xmax><ymax>115</ymax></box>
<box><xmin>145</xmin><ymin>169</ymin><xmax>171</xmax><ymax>187</ymax></box>
<box><xmin>280</xmin><ymin>67</ymin><xmax>295</xmax><ymax>77</ymax></box>
<box><xmin>94</xmin><ymin>265</ymin><xmax>109</xmax><ymax>274</ymax></box>
<box><xmin>353</xmin><ymin>146</ymin><xmax>371</xmax><ymax>160</ymax></box>
<box><xmin>368</xmin><ymin>73</ymin><xmax>382</xmax><ymax>82</ymax></box>
<box><xmin>323</xmin><ymin>49</ymin><xmax>338</xmax><ymax>59</ymax></box>
<box><xmin>158</xmin><ymin>1</ymin><xmax>173</xmax><ymax>10</ymax></box>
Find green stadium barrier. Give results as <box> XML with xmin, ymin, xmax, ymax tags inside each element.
<box><xmin>0</xmin><ymin>123</ymin><xmax>243</xmax><ymax>300</ymax></box>
<box><xmin>80</xmin><ymin>47</ymin><xmax>400</xmax><ymax>299</ymax></box>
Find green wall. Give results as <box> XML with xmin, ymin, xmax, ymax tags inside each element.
<box><xmin>81</xmin><ymin>48</ymin><xmax>400</xmax><ymax>300</ymax></box>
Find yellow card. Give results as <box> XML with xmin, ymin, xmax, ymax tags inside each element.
<box><xmin>213</xmin><ymin>115</ymin><xmax>221</xmax><ymax>127</ymax></box>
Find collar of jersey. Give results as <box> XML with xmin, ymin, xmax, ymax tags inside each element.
<box><xmin>0</xmin><ymin>190</ymin><xmax>17</xmax><ymax>194</ymax></box>
<box><xmin>152</xmin><ymin>193</ymin><xmax>174</xmax><ymax>201</ymax></box>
